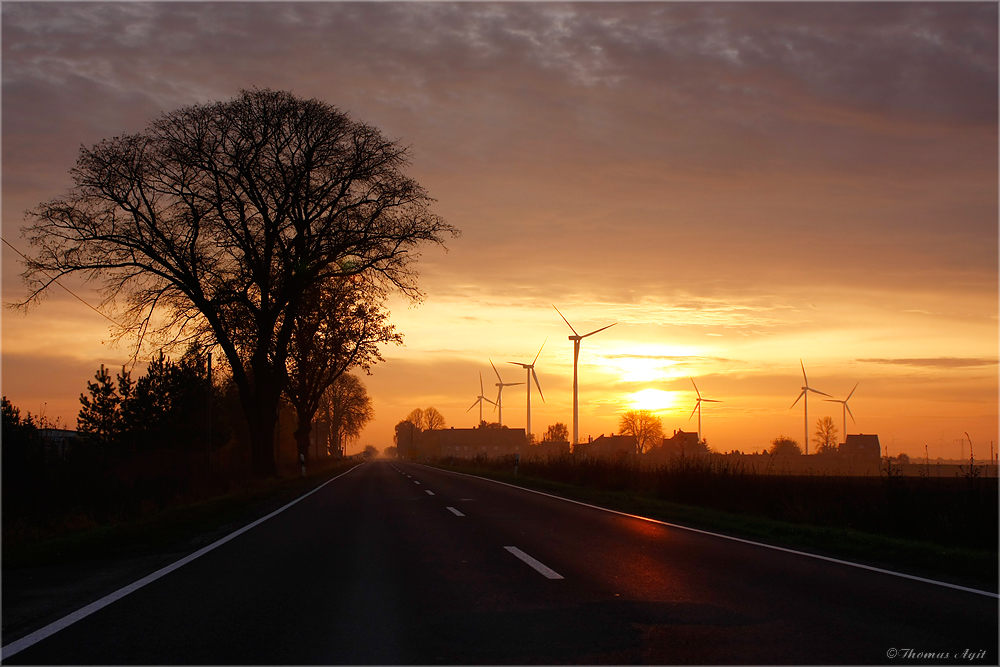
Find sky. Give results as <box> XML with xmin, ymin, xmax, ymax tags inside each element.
<box><xmin>2</xmin><ymin>2</ymin><xmax>997</xmax><ymax>459</ymax></box>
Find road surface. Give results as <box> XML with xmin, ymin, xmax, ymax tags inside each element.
<box><xmin>3</xmin><ymin>460</ymin><xmax>997</xmax><ymax>664</ymax></box>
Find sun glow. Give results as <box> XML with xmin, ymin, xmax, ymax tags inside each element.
<box><xmin>627</xmin><ymin>388</ymin><xmax>677</xmax><ymax>412</ymax></box>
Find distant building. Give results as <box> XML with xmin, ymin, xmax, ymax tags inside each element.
<box><xmin>575</xmin><ymin>433</ymin><xmax>637</xmax><ymax>458</ymax></box>
<box><xmin>840</xmin><ymin>434</ymin><xmax>880</xmax><ymax>462</ymax></box>
<box><xmin>38</xmin><ymin>428</ymin><xmax>78</xmax><ymax>461</ymax></box>
<box><xmin>654</xmin><ymin>429</ymin><xmax>703</xmax><ymax>459</ymax></box>
<box><xmin>412</xmin><ymin>426</ymin><xmax>527</xmax><ymax>459</ymax></box>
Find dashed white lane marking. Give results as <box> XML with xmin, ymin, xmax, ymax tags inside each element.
<box><xmin>414</xmin><ymin>480</ymin><xmax>421</xmax><ymax>485</ymax></box>
<box><xmin>425</xmin><ymin>490</ymin><xmax>435</xmax><ymax>496</ymax></box>
<box><xmin>505</xmin><ymin>546</ymin><xmax>564</xmax><ymax>580</ymax></box>
<box><xmin>1</xmin><ymin>464</ymin><xmax>365</xmax><ymax>659</ymax></box>
<box><xmin>446</xmin><ymin>506</ymin><xmax>465</xmax><ymax>517</ymax></box>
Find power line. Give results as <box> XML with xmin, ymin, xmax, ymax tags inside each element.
<box><xmin>1</xmin><ymin>236</ymin><xmax>124</xmax><ymax>328</ymax></box>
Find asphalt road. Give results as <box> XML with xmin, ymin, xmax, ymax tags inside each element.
<box><xmin>3</xmin><ymin>460</ymin><xmax>997</xmax><ymax>664</ymax></box>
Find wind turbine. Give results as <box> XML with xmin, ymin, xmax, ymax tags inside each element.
<box><xmin>688</xmin><ymin>378</ymin><xmax>722</xmax><ymax>442</ymax></box>
<box><xmin>466</xmin><ymin>372</ymin><xmax>497</xmax><ymax>425</ymax></box>
<box><xmin>553</xmin><ymin>306</ymin><xmax>617</xmax><ymax>447</ymax></box>
<box><xmin>823</xmin><ymin>382</ymin><xmax>858</xmax><ymax>444</ymax></box>
<box><xmin>790</xmin><ymin>360</ymin><xmax>831</xmax><ymax>455</ymax></box>
<box><xmin>490</xmin><ymin>359</ymin><xmax>523</xmax><ymax>426</ymax></box>
<box><xmin>508</xmin><ymin>339</ymin><xmax>546</xmax><ymax>441</ymax></box>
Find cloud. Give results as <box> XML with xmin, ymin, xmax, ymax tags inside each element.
<box><xmin>856</xmin><ymin>357</ymin><xmax>998</xmax><ymax>369</ymax></box>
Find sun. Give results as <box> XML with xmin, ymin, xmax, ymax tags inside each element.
<box><xmin>627</xmin><ymin>388</ymin><xmax>677</xmax><ymax>412</ymax></box>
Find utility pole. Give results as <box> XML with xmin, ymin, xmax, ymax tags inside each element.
<box><xmin>207</xmin><ymin>351</ymin><xmax>213</xmax><ymax>454</ymax></box>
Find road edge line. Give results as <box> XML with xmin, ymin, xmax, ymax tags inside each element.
<box><xmin>421</xmin><ymin>463</ymin><xmax>999</xmax><ymax>599</ymax></box>
<box><xmin>1</xmin><ymin>463</ymin><xmax>365</xmax><ymax>659</ymax></box>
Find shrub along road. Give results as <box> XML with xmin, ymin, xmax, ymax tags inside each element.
<box><xmin>3</xmin><ymin>460</ymin><xmax>997</xmax><ymax>664</ymax></box>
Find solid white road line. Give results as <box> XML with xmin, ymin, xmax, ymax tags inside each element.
<box><xmin>425</xmin><ymin>490</ymin><xmax>435</xmax><ymax>496</ymax></box>
<box><xmin>505</xmin><ymin>546</ymin><xmax>564</xmax><ymax>580</ymax></box>
<box><xmin>446</xmin><ymin>507</ymin><xmax>465</xmax><ymax>517</ymax></box>
<box><xmin>427</xmin><ymin>465</ymin><xmax>999</xmax><ymax>599</ymax></box>
<box><xmin>1</xmin><ymin>464</ymin><xmax>365</xmax><ymax>659</ymax></box>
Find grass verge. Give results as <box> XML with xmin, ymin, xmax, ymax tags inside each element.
<box><xmin>2</xmin><ymin>461</ymin><xmax>361</xmax><ymax>570</ymax></box>
<box><xmin>430</xmin><ymin>462</ymin><xmax>998</xmax><ymax>592</ymax></box>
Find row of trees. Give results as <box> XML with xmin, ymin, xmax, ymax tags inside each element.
<box><xmin>17</xmin><ymin>89</ymin><xmax>456</xmax><ymax>478</ymax></box>
<box><xmin>71</xmin><ymin>348</ymin><xmax>373</xmax><ymax>459</ymax></box>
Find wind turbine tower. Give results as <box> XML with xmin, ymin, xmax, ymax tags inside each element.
<box><xmin>790</xmin><ymin>360</ymin><xmax>831</xmax><ymax>455</ymax></box>
<box><xmin>490</xmin><ymin>359</ymin><xmax>523</xmax><ymax>426</ymax></box>
<box><xmin>553</xmin><ymin>306</ymin><xmax>616</xmax><ymax>447</ymax></box>
<box><xmin>823</xmin><ymin>382</ymin><xmax>858</xmax><ymax>444</ymax></box>
<box><xmin>508</xmin><ymin>339</ymin><xmax>546</xmax><ymax>441</ymax></box>
<box><xmin>689</xmin><ymin>377</ymin><xmax>722</xmax><ymax>442</ymax></box>
<box><xmin>466</xmin><ymin>372</ymin><xmax>497</xmax><ymax>425</ymax></box>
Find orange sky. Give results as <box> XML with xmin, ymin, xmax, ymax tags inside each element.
<box><xmin>2</xmin><ymin>3</ymin><xmax>996</xmax><ymax>459</ymax></box>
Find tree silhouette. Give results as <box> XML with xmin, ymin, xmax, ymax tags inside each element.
<box><xmin>19</xmin><ymin>89</ymin><xmax>456</xmax><ymax>478</ymax></box>
<box><xmin>284</xmin><ymin>279</ymin><xmax>398</xmax><ymax>461</ymax></box>
<box><xmin>769</xmin><ymin>435</ymin><xmax>803</xmax><ymax>456</ymax></box>
<box><xmin>317</xmin><ymin>373</ymin><xmax>373</xmax><ymax>458</ymax></box>
<box><xmin>812</xmin><ymin>416</ymin><xmax>839</xmax><ymax>454</ymax></box>
<box><xmin>77</xmin><ymin>365</ymin><xmax>126</xmax><ymax>449</ymax></box>
<box><xmin>424</xmin><ymin>407</ymin><xmax>446</xmax><ymax>430</ymax></box>
<box><xmin>618</xmin><ymin>409</ymin><xmax>664</xmax><ymax>454</ymax></box>
<box><xmin>544</xmin><ymin>422</ymin><xmax>569</xmax><ymax>442</ymax></box>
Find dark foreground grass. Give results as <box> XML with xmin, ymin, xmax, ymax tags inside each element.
<box><xmin>2</xmin><ymin>460</ymin><xmax>361</xmax><ymax>570</ymax></box>
<box><xmin>430</xmin><ymin>461</ymin><xmax>998</xmax><ymax>591</ymax></box>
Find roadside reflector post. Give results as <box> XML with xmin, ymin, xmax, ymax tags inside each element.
<box><xmin>514</xmin><ymin>452</ymin><xmax>520</xmax><ymax>476</ymax></box>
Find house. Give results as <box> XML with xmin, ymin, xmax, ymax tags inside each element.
<box><xmin>38</xmin><ymin>428</ymin><xmax>78</xmax><ymax>461</ymax></box>
<box><xmin>652</xmin><ymin>429</ymin><xmax>705</xmax><ymax>459</ymax></box>
<box><xmin>840</xmin><ymin>434</ymin><xmax>881</xmax><ymax>462</ymax></box>
<box><xmin>574</xmin><ymin>433</ymin><xmax>637</xmax><ymax>458</ymax></box>
<box><xmin>416</xmin><ymin>426</ymin><xmax>527</xmax><ymax>459</ymax></box>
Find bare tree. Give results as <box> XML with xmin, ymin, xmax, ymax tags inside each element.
<box><xmin>318</xmin><ymin>373</ymin><xmax>373</xmax><ymax>458</ymax></box>
<box><xmin>544</xmin><ymin>422</ymin><xmax>569</xmax><ymax>442</ymax></box>
<box><xmin>17</xmin><ymin>89</ymin><xmax>455</xmax><ymax>478</ymax></box>
<box><xmin>812</xmin><ymin>416</ymin><xmax>839</xmax><ymax>454</ymax></box>
<box><xmin>423</xmin><ymin>407</ymin><xmax>446</xmax><ymax>430</ymax></box>
<box><xmin>284</xmin><ymin>279</ymin><xmax>399</xmax><ymax>461</ymax></box>
<box><xmin>618</xmin><ymin>409</ymin><xmax>664</xmax><ymax>455</ymax></box>
<box><xmin>404</xmin><ymin>408</ymin><xmax>428</xmax><ymax>431</ymax></box>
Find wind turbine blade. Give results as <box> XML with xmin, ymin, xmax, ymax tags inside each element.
<box><xmin>823</xmin><ymin>399</ymin><xmax>841</xmax><ymax>404</ymax></box>
<box><xmin>845</xmin><ymin>403</ymin><xmax>856</xmax><ymax>424</ymax></box>
<box><xmin>581</xmin><ymin>322</ymin><xmax>616</xmax><ymax>338</ymax></box>
<box><xmin>490</xmin><ymin>359</ymin><xmax>502</xmax><ymax>383</ymax></box>
<box><xmin>846</xmin><ymin>382</ymin><xmax>859</xmax><ymax>401</ymax></box>
<box><xmin>506</xmin><ymin>382</ymin><xmax>525</xmax><ymax>387</ymax></box>
<box><xmin>532</xmin><ymin>368</ymin><xmax>545</xmax><ymax>402</ymax></box>
<box><xmin>552</xmin><ymin>305</ymin><xmax>578</xmax><ymax>336</ymax></box>
<box><xmin>790</xmin><ymin>390</ymin><xmax>805</xmax><ymax>409</ymax></box>
<box><xmin>702</xmin><ymin>399</ymin><xmax>722</xmax><ymax>403</ymax></box>
<box><xmin>807</xmin><ymin>387</ymin><xmax>832</xmax><ymax>397</ymax></box>
<box><xmin>466</xmin><ymin>398</ymin><xmax>480</xmax><ymax>413</ymax></box>
<box><xmin>483</xmin><ymin>397</ymin><xmax>497</xmax><ymax>407</ymax></box>
<box><xmin>507</xmin><ymin>361</ymin><xmax>526</xmax><ymax>368</ymax></box>
<box><xmin>480</xmin><ymin>372</ymin><xmax>484</xmax><ymax>395</ymax></box>
<box><xmin>690</xmin><ymin>377</ymin><xmax>701</xmax><ymax>399</ymax></box>
<box><xmin>800</xmin><ymin>359</ymin><xmax>808</xmax><ymax>384</ymax></box>
<box><xmin>688</xmin><ymin>402</ymin><xmax>699</xmax><ymax>420</ymax></box>
<box><xmin>532</xmin><ymin>338</ymin><xmax>547</xmax><ymax>365</ymax></box>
